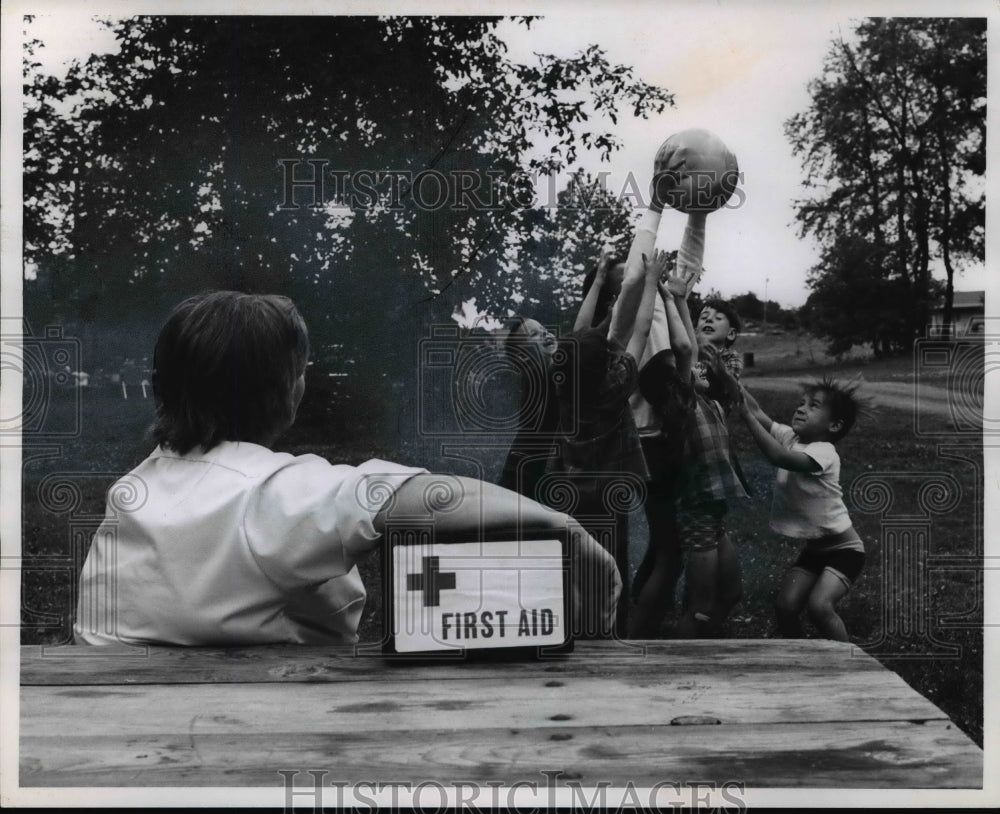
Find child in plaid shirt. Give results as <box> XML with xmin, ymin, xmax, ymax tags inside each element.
<box><xmin>627</xmin><ymin>214</ymin><xmax>748</xmax><ymax>638</ymax></box>
<box><xmin>641</xmin><ymin>289</ymin><xmax>748</xmax><ymax>636</ymax></box>
<box><xmin>672</xmin><ymin>336</ymin><xmax>749</xmax><ymax>638</ymax></box>
<box><xmin>695</xmin><ymin>298</ymin><xmax>744</xmax><ymax>409</ymax></box>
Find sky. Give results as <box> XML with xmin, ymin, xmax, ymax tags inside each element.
<box><xmin>18</xmin><ymin>0</ymin><xmax>992</xmax><ymax>308</ymax></box>
<box><xmin>497</xmin><ymin>5</ymin><xmax>987</xmax><ymax>307</ymax></box>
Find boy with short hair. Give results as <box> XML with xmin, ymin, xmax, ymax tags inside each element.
<box><xmin>694</xmin><ymin>297</ymin><xmax>744</xmax><ymax>405</ymax></box>
<box><xmin>736</xmin><ymin>377</ymin><xmax>865</xmax><ymax>642</ymax></box>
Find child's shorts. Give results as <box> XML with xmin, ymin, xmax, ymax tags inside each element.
<box><xmin>676</xmin><ymin>499</ymin><xmax>727</xmax><ymax>553</ymax></box>
<box><xmin>792</xmin><ymin>547</ymin><xmax>865</xmax><ymax>588</ymax></box>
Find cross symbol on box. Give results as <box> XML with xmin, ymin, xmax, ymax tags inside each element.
<box><xmin>406</xmin><ymin>556</ymin><xmax>457</xmax><ymax>607</ymax></box>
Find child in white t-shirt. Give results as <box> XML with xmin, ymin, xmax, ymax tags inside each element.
<box><xmin>75</xmin><ymin>291</ymin><xmax>619</xmax><ymax>646</ymax></box>
<box><xmin>735</xmin><ymin>377</ymin><xmax>864</xmax><ymax>642</ymax></box>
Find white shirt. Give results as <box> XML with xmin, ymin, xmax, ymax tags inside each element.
<box><xmin>75</xmin><ymin>442</ymin><xmax>425</xmax><ymax>646</ymax></box>
<box><xmin>768</xmin><ymin>422</ymin><xmax>853</xmax><ymax>538</ymax></box>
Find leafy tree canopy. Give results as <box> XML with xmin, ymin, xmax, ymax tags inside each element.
<box><xmin>24</xmin><ymin>15</ymin><xmax>671</xmax><ymax>379</ymax></box>
<box><xmin>786</xmin><ymin>17</ymin><xmax>984</xmax><ymax>353</ymax></box>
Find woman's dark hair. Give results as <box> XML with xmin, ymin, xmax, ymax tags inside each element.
<box><xmin>151</xmin><ymin>291</ymin><xmax>309</xmax><ymax>453</ymax></box>
<box><xmin>640</xmin><ymin>347</ymin><xmax>694</xmax><ymax>417</ymax></box>
<box><xmin>501</xmin><ymin>316</ymin><xmax>530</xmax><ymax>346</ymax></box>
<box><xmin>552</xmin><ymin>327</ymin><xmax>612</xmax><ymax>406</ymax></box>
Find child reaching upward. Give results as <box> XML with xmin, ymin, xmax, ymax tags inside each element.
<box><xmin>551</xmin><ymin>239</ymin><xmax>664</xmax><ymax>636</ymax></box>
<box><xmin>694</xmin><ymin>298</ymin><xmax>743</xmax><ymax>388</ymax></box>
<box><xmin>628</xmin><ymin>211</ymin><xmax>749</xmax><ymax>638</ymax></box>
<box><xmin>735</xmin><ymin>378</ymin><xmax>864</xmax><ymax>642</ymax></box>
<box><xmin>578</xmin><ymin>246</ymin><xmax>626</xmax><ymax>329</ymax></box>
<box><xmin>670</xmin><ymin>298</ymin><xmax>749</xmax><ymax>638</ymax></box>
<box><xmin>75</xmin><ymin>291</ymin><xmax>620</xmax><ymax>646</ymax></box>
<box><xmin>628</xmin><ymin>259</ymin><xmax>698</xmax><ymax>637</ymax></box>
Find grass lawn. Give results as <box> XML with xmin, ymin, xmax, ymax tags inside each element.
<box><xmin>19</xmin><ymin>337</ymin><xmax>984</xmax><ymax>749</ymax></box>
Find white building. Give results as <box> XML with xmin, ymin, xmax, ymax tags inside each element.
<box><xmin>928</xmin><ymin>290</ymin><xmax>985</xmax><ymax>338</ymax></box>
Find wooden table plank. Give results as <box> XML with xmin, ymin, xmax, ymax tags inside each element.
<box><xmin>20</xmin><ymin>669</ymin><xmax>948</xmax><ymax>735</ymax></box>
<box><xmin>18</xmin><ymin>640</ymin><xmax>982</xmax><ymax>790</ymax></box>
<box><xmin>20</xmin><ymin>640</ymin><xmax>885</xmax><ymax>685</ymax></box>
<box><xmin>20</xmin><ymin>720</ymin><xmax>981</xmax><ymax>788</ymax></box>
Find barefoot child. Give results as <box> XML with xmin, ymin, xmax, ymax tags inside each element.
<box><xmin>736</xmin><ymin>378</ymin><xmax>864</xmax><ymax>641</ymax></box>
<box><xmin>75</xmin><ymin>291</ymin><xmax>620</xmax><ymax>646</ymax></box>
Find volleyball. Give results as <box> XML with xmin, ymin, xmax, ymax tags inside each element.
<box><xmin>652</xmin><ymin>129</ymin><xmax>740</xmax><ymax>213</ymax></box>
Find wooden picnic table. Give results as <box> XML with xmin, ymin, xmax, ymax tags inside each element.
<box><xmin>19</xmin><ymin>639</ymin><xmax>981</xmax><ymax>789</ymax></box>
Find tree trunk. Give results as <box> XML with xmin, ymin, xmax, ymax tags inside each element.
<box><xmin>933</xmin><ymin>42</ymin><xmax>955</xmax><ymax>339</ymax></box>
<box><xmin>910</xmin><ymin>158</ymin><xmax>932</xmax><ymax>345</ymax></box>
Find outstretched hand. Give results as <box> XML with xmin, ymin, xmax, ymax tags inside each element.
<box><xmin>702</xmin><ymin>344</ymin><xmax>742</xmax><ymax>406</ymax></box>
<box><xmin>684</xmin><ymin>265</ymin><xmax>703</xmax><ymax>297</ymax></box>
<box><xmin>643</xmin><ymin>248</ymin><xmax>673</xmax><ymax>283</ymax></box>
<box><xmin>596</xmin><ymin>243</ymin><xmax>616</xmax><ymax>276</ymax></box>
<box><xmin>665</xmin><ymin>259</ymin><xmax>698</xmax><ymax>298</ymax></box>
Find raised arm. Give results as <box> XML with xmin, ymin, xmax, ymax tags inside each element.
<box><xmin>375</xmin><ymin>474</ymin><xmax>622</xmax><ymax>633</ymax></box>
<box><xmin>676</xmin><ymin>212</ymin><xmax>707</xmax><ymax>289</ymax></box>
<box><xmin>621</xmin><ymin>250</ymin><xmax>665</xmax><ymax>360</ymax></box>
<box><xmin>737</xmin><ymin>404</ymin><xmax>821</xmax><ymax>473</ymax></box>
<box><xmin>740</xmin><ymin>384</ymin><xmax>772</xmax><ymax>428</ymax></box>
<box><xmin>609</xmin><ymin>203</ymin><xmax>662</xmax><ymax>346</ymax></box>
<box><xmin>659</xmin><ymin>260</ymin><xmax>698</xmax><ymax>382</ymax></box>
<box><xmin>574</xmin><ymin>245</ymin><xmax>614</xmax><ymax>332</ymax></box>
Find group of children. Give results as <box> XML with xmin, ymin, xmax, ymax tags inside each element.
<box><xmin>74</xmin><ymin>154</ymin><xmax>864</xmax><ymax>649</ymax></box>
<box><xmin>499</xmin><ymin>192</ymin><xmax>866</xmax><ymax>643</ymax></box>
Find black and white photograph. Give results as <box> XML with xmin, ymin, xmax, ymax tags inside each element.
<box><xmin>1</xmin><ymin>0</ymin><xmax>995</xmax><ymax>807</ymax></box>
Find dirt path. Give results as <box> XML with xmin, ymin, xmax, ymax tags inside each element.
<box><xmin>744</xmin><ymin>376</ymin><xmax>964</xmax><ymax>418</ymax></box>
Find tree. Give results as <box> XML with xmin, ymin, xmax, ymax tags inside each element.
<box><xmin>786</xmin><ymin>18</ymin><xmax>984</xmax><ymax>352</ymax></box>
<box><xmin>487</xmin><ymin>170</ymin><xmax>637</xmax><ymax>330</ymax></box>
<box><xmin>800</xmin><ymin>235</ymin><xmax>910</xmax><ymax>357</ymax></box>
<box><xmin>730</xmin><ymin>292</ymin><xmax>764</xmax><ymax>323</ymax></box>
<box><xmin>23</xmin><ymin>16</ymin><xmax>673</xmax><ymax>387</ymax></box>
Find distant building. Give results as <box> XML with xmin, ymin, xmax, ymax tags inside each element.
<box><xmin>928</xmin><ymin>290</ymin><xmax>985</xmax><ymax>338</ymax></box>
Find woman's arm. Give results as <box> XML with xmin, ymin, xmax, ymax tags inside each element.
<box><xmin>374</xmin><ymin>475</ymin><xmax>622</xmax><ymax>632</ymax></box>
